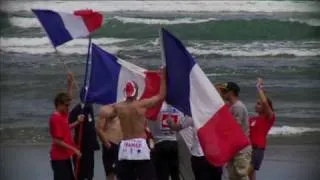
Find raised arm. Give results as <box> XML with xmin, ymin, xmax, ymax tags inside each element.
<box><xmin>139</xmin><ymin>67</ymin><xmax>167</xmax><ymax>109</ymax></box>
<box><xmin>67</xmin><ymin>71</ymin><xmax>75</xmax><ymax>99</ymax></box>
<box><xmin>256</xmin><ymin>78</ymin><xmax>273</xmax><ymax>120</ymax></box>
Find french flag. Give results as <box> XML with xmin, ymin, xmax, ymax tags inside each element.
<box><xmin>83</xmin><ymin>43</ymin><xmax>162</xmax><ymax>120</ymax></box>
<box><xmin>160</xmin><ymin>28</ymin><xmax>249</xmax><ymax>166</ymax></box>
<box><xmin>32</xmin><ymin>9</ymin><xmax>103</xmax><ymax>47</ymax></box>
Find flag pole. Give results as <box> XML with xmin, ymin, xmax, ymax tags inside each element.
<box><xmin>75</xmin><ymin>36</ymin><xmax>92</xmax><ymax>180</ymax></box>
<box><xmin>54</xmin><ymin>48</ymin><xmax>80</xmax><ymax>90</ymax></box>
<box><xmin>159</xmin><ymin>28</ymin><xmax>166</xmax><ymax>67</ymax></box>
<box><xmin>35</xmin><ymin>11</ymin><xmax>80</xmax><ymax>91</ymax></box>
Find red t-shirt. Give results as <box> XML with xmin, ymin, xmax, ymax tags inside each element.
<box><xmin>49</xmin><ymin>111</ymin><xmax>76</xmax><ymax>160</ymax></box>
<box><xmin>249</xmin><ymin>113</ymin><xmax>275</xmax><ymax>149</ymax></box>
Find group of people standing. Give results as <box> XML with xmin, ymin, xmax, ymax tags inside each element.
<box><xmin>48</xmin><ymin>67</ymin><xmax>275</xmax><ymax>180</ymax></box>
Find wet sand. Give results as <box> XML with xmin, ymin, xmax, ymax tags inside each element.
<box><xmin>1</xmin><ymin>139</ymin><xmax>319</xmax><ymax>180</ymax></box>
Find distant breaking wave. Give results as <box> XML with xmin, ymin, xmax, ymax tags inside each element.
<box><xmin>0</xmin><ymin>37</ymin><xmax>131</xmax><ymax>47</ymax></box>
<box><xmin>187</xmin><ymin>47</ymin><xmax>320</xmax><ymax>57</ymax></box>
<box><xmin>8</xmin><ymin>16</ymin><xmax>320</xmax><ymax>28</ymax></box>
<box><xmin>269</xmin><ymin>126</ymin><xmax>320</xmax><ymax>136</ymax></box>
<box><xmin>1</xmin><ymin>37</ymin><xmax>320</xmax><ymax>57</ymax></box>
<box><xmin>113</xmin><ymin>16</ymin><xmax>218</xmax><ymax>25</ymax></box>
<box><xmin>1</xmin><ymin>1</ymin><xmax>319</xmax><ymax>13</ymax></box>
<box><xmin>4</xmin><ymin>17</ymin><xmax>320</xmax><ymax>41</ymax></box>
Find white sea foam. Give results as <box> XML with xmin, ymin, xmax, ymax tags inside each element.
<box><xmin>187</xmin><ymin>47</ymin><xmax>320</xmax><ymax>57</ymax></box>
<box><xmin>269</xmin><ymin>126</ymin><xmax>320</xmax><ymax>136</ymax></box>
<box><xmin>0</xmin><ymin>37</ymin><xmax>131</xmax><ymax>47</ymax></box>
<box><xmin>8</xmin><ymin>16</ymin><xmax>320</xmax><ymax>29</ymax></box>
<box><xmin>1</xmin><ymin>45</ymin><xmax>120</xmax><ymax>55</ymax></box>
<box><xmin>9</xmin><ymin>17</ymin><xmax>41</xmax><ymax>28</ymax></box>
<box><xmin>287</xmin><ymin>18</ymin><xmax>320</xmax><ymax>27</ymax></box>
<box><xmin>2</xmin><ymin>1</ymin><xmax>319</xmax><ymax>13</ymax></box>
<box><xmin>2</xmin><ymin>38</ymin><xmax>320</xmax><ymax>57</ymax></box>
<box><xmin>113</xmin><ymin>16</ymin><xmax>217</xmax><ymax>25</ymax></box>
<box><xmin>8</xmin><ymin>16</ymin><xmax>217</xmax><ymax>28</ymax></box>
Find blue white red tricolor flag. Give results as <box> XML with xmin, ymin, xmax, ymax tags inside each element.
<box><xmin>160</xmin><ymin>28</ymin><xmax>250</xmax><ymax>166</ymax></box>
<box><xmin>83</xmin><ymin>43</ymin><xmax>162</xmax><ymax>120</ymax></box>
<box><xmin>32</xmin><ymin>9</ymin><xmax>103</xmax><ymax>47</ymax></box>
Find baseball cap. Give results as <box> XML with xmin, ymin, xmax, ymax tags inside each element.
<box><xmin>225</xmin><ymin>82</ymin><xmax>240</xmax><ymax>95</ymax></box>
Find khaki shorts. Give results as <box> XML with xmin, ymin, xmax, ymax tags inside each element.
<box><xmin>227</xmin><ymin>151</ymin><xmax>251</xmax><ymax>180</ymax></box>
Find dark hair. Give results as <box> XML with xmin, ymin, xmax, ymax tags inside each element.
<box><xmin>233</xmin><ymin>90</ymin><xmax>239</xmax><ymax>97</ymax></box>
<box><xmin>266</xmin><ymin>97</ymin><xmax>274</xmax><ymax>111</ymax></box>
<box><xmin>54</xmin><ymin>92</ymin><xmax>71</xmax><ymax>107</ymax></box>
<box><xmin>226</xmin><ymin>82</ymin><xmax>240</xmax><ymax>97</ymax></box>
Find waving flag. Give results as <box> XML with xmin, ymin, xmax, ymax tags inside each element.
<box><xmin>160</xmin><ymin>28</ymin><xmax>249</xmax><ymax>166</ymax></box>
<box><xmin>83</xmin><ymin>43</ymin><xmax>162</xmax><ymax>120</ymax></box>
<box><xmin>32</xmin><ymin>9</ymin><xmax>103</xmax><ymax>47</ymax></box>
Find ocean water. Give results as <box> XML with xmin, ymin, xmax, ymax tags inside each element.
<box><xmin>1</xmin><ymin>0</ymin><xmax>320</xmax><ymax>143</ymax></box>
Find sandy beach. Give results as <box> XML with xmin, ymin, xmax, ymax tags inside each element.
<box><xmin>1</xmin><ymin>136</ymin><xmax>320</xmax><ymax>180</ymax></box>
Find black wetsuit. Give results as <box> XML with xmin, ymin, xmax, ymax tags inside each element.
<box><xmin>69</xmin><ymin>103</ymin><xmax>100</xmax><ymax>180</ymax></box>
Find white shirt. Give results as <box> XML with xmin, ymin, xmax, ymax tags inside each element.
<box><xmin>180</xmin><ymin>116</ymin><xmax>204</xmax><ymax>157</ymax></box>
<box><xmin>148</xmin><ymin>103</ymin><xmax>185</xmax><ymax>143</ymax></box>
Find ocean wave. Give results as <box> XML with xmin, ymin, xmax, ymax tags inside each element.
<box><xmin>1</xmin><ymin>46</ymin><xmax>120</xmax><ymax>55</ymax></box>
<box><xmin>5</xmin><ymin>17</ymin><xmax>319</xmax><ymax>40</ymax></box>
<box><xmin>287</xmin><ymin>18</ymin><xmax>320</xmax><ymax>27</ymax></box>
<box><xmin>9</xmin><ymin>17</ymin><xmax>40</xmax><ymax>28</ymax></box>
<box><xmin>187</xmin><ymin>47</ymin><xmax>320</xmax><ymax>57</ymax></box>
<box><xmin>269</xmin><ymin>126</ymin><xmax>320</xmax><ymax>136</ymax></box>
<box><xmin>0</xmin><ymin>37</ymin><xmax>131</xmax><ymax>47</ymax></box>
<box><xmin>113</xmin><ymin>16</ymin><xmax>217</xmax><ymax>25</ymax></box>
<box><xmin>2</xmin><ymin>38</ymin><xmax>320</xmax><ymax>57</ymax></box>
<box><xmin>8</xmin><ymin>16</ymin><xmax>217</xmax><ymax>28</ymax></box>
<box><xmin>1</xmin><ymin>1</ymin><xmax>319</xmax><ymax>13</ymax></box>
<box><xmin>8</xmin><ymin>16</ymin><xmax>320</xmax><ymax>29</ymax></box>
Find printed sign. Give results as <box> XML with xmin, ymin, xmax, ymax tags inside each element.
<box><xmin>161</xmin><ymin>113</ymin><xmax>179</xmax><ymax>129</ymax></box>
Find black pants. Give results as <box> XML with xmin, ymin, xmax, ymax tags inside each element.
<box><xmin>73</xmin><ymin>150</ymin><xmax>95</xmax><ymax>180</ymax></box>
<box><xmin>117</xmin><ymin>160</ymin><xmax>157</xmax><ymax>180</ymax></box>
<box><xmin>251</xmin><ymin>147</ymin><xmax>265</xmax><ymax>170</ymax></box>
<box><xmin>51</xmin><ymin>159</ymin><xmax>75</xmax><ymax>180</ymax></box>
<box><xmin>102</xmin><ymin>143</ymin><xmax>119</xmax><ymax>176</ymax></box>
<box><xmin>191</xmin><ymin>156</ymin><xmax>222</xmax><ymax>180</ymax></box>
<box><xmin>152</xmin><ymin>141</ymin><xmax>180</xmax><ymax>180</ymax></box>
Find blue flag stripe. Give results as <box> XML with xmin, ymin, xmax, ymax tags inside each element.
<box><xmin>85</xmin><ymin>44</ymin><xmax>121</xmax><ymax>104</ymax></box>
<box><xmin>32</xmin><ymin>9</ymin><xmax>72</xmax><ymax>47</ymax></box>
<box><xmin>161</xmin><ymin>28</ymin><xmax>195</xmax><ymax>116</ymax></box>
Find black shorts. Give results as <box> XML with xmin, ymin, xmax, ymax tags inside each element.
<box><xmin>251</xmin><ymin>147</ymin><xmax>265</xmax><ymax>170</ymax></box>
<box><xmin>152</xmin><ymin>140</ymin><xmax>180</xmax><ymax>180</ymax></box>
<box><xmin>51</xmin><ymin>159</ymin><xmax>75</xmax><ymax>180</ymax></box>
<box><xmin>102</xmin><ymin>142</ymin><xmax>119</xmax><ymax>176</ymax></box>
<box><xmin>191</xmin><ymin>156</ymin><xmax>222</xmax><ymax>180</ymax></box>
<box><xmin>73</xmin><ymin>150</ymin><xmax>95</xmax><ymax>180</ymax></box>
<box><xmin>117</xmin><ymin>160</ymin><xmax>157</xmax><ymax>180</ymax></box>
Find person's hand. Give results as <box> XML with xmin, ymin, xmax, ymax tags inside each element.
<box><xmin>148</xmin><ymin>138</ymin><xmax>155</xmax><ymax>150</ymax></box>
<box><xmin>67</xmin><ymin>71</ymin><xmax>75</xmax><ymax>85</ymax></box>
<box><xmin>104</xmin><ymin>140</ymin><xmax>111</xmax><ymax>149</ymax></box>
<box><xmin>257</xmin><ymin>77</ymin><xmax>263</xmax><ymax>85</ymax></box>
<box><xmin>256</xmin><ymin>77</ymin><xmax>264</xmax><ymax>89</ymax></box>
<box><xmin>215</xmin><ymin>83</ymin><xmax>227</xmax><ymax>95</ymax></box>
<box><xmin>74</xmin><ymin>149</ymin><xmax>82</xmax><ymax>157</ymax></box>
<box><xmin>159</xmin><ymin>66</ymin><xmax>166</xmax><ymax>75</ymax></box>
<box><xmin>77</xmin><ymin>114</ymin><xmax>85</xmax><ymax>123</ymax></box>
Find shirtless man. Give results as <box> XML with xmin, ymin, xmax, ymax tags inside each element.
<box><xmin>96</xmin><ymin>107</ymin><xmax>123</xmax><ymax>180</ymax></box>
<box><xmin>99</xmin><ymin>67</ymin><xmax>166</xmax><ymax>180</ymax></box>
